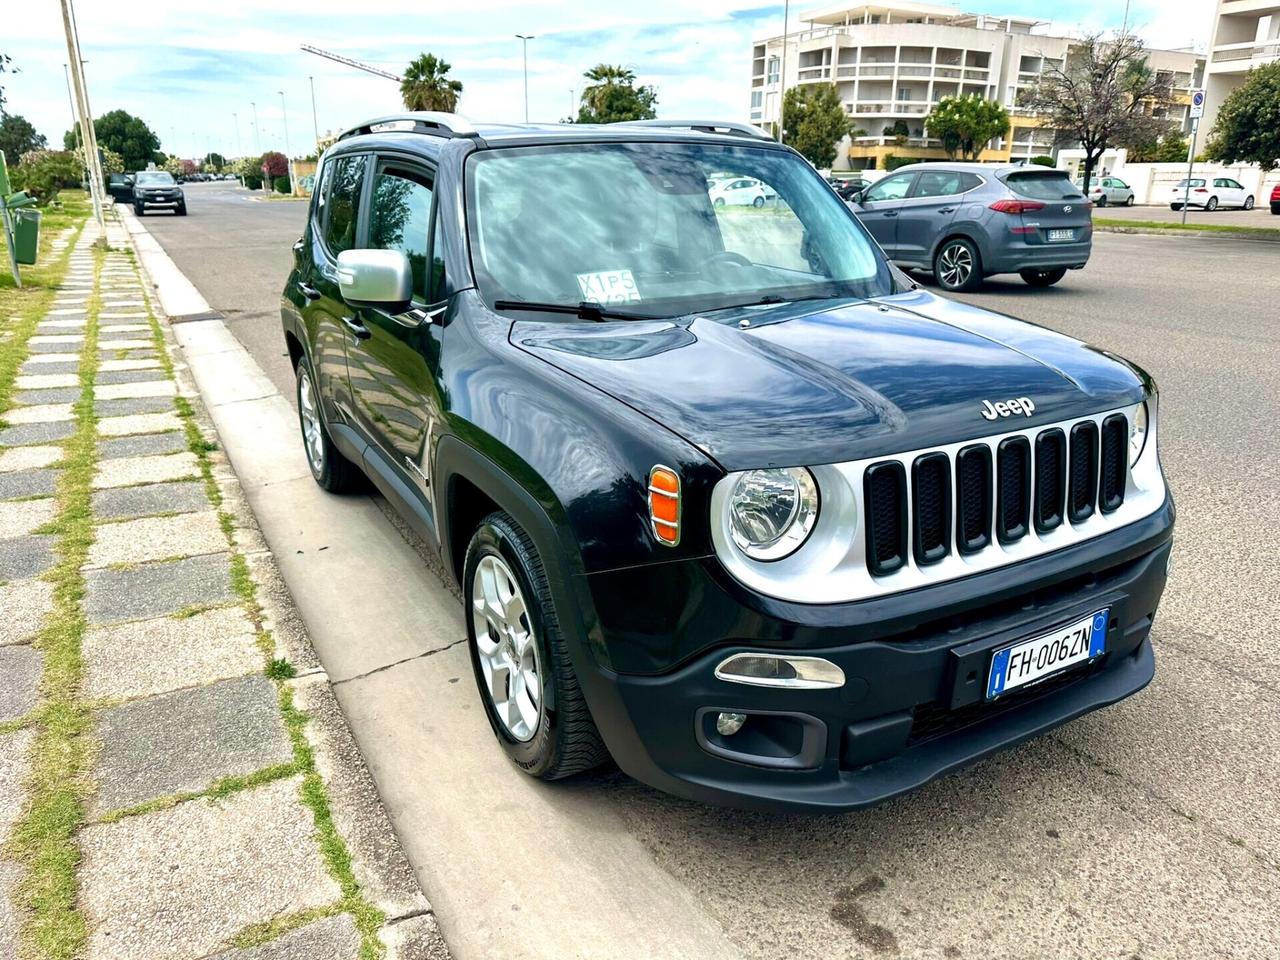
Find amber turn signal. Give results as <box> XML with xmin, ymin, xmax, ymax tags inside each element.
<box><xmin>648</xmin><ymin>466</ymin><xmax>681</xmax><ymax>546</ymax></box>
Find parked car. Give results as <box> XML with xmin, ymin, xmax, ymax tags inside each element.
<box><xmin>849</xmin><ymin>161</ymin><xmax>1092</xmax><ymax>291</ymax></box>
<box><xmin>708</xmin><ymin>175</ymin><xmax>771</xmax><ymax>207</ymax></box>
<box><xmin>1077</xmin><ymin>176</ymin><xmax>1135</xmax><ymax>207</ymax></box>
<box><xmin>1169</xmin><ymin>177</ymin><xmax>1254</xmax><ymax>211</ymax></box>
<box><xmin>105</xmin><ymin>172</ymin><xmax>134</xmax><ymax>203</ymax></box>
<box><xmin>827</xmin><ymin>175</ymin><xmax>871</xmax><ymax>201</ymax></box>
<box><xmin>1270</xmin><ymin>184</ymin><xmax>1279</xmax><ymax>215</ymax></box>
<box><xmin>131</xmin><ymin>170</ymin><xmax>186</xmax><ymax>216</ymax></box>
<box><xmin>280</xmin><ymin>114</ymin><xmax>1171</xmax><ymax>812</ymax></box>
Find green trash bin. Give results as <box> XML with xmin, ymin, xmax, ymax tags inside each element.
<box><xmin>12</xmin><ymin>207</ymin><xmax>40</xmax><ymax>266</ymax></box>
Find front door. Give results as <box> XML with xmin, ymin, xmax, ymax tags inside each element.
<box><xmin>853</xmin><ymin>172</ymin><xmax>916</xmax><ymax>258</ymax></box>
<box><xmin>895</xmin><ymin>169</ymin><xmax>976</xmax><ymax>266</ymax></box>
<box><xmin>345</xmin><ymin>157</ymin><xmax>446</xmax><ymax>521</ymax></box>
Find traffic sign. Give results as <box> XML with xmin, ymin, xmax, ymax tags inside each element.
<box><xmin>1190</xmin><ymin>89</ymin><xmax>1206</xmax><ymax>119</ymax></box>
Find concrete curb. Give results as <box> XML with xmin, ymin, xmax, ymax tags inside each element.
<box><xmin>117</xmin><ymin>207</ymin><xmax>743</xmax><ymax>960</ymax></box>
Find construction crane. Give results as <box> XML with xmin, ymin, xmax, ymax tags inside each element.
<box><xmin>300</xmin><ymin>44</ymin><xmax>401</xmax><ymax>82</ymax></box>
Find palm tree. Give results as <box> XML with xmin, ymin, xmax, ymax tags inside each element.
<box><xmin>400</xmin><ymin>53</ymin><xmax>463</xmax><ymax>113</ymax></box>
<box><xmin>580</xmin><ymin>64</ymin><xmax>636</xmax><ymax>117</ymax></box>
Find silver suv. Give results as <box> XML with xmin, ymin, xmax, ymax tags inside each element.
<box><xmin>848</xmin><ymin>162</ymin><xmax>1091</xmax><ymax>291</ymax></box>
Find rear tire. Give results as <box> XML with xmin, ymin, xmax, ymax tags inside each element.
<box><xmin>1206</xmin><ymin>196</ymin><xmax>1218</xmax><ymax>211</ymax></box>
<box><xmin>933</xmin><ymin>237</ymin><xmax>982</xmax><ymax>292</ymax></box>
<box><xmin>1270</xmin><ymin>203</ymin><xmax>1280</xmax><ymax>215</ymax></box>
<box><xmin>465</xmin><ymin>512</ymin><xmax>608</xmax><ymax>780</ymax></box>
<box><xmin>295</xmin><ymin>355</ymin><xmax>359</xmax><ymax>493</ymax></box>
<box><xmin>1170</xmin><ymin>203</ymin><xmax>1181</xmax><ymax>211</ymax></box>
<box><xmin>1019</xmin><ymin>267</ymin><xmax>1068</xmax><ymax>288</ymax></box>
<box><xmin>1096</xmin><ymin>195</ymin><xmax>1107</xmax><ymax>207</ymax></box>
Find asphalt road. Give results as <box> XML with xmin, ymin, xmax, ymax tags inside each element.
<box><xmin>143</xmin><ymin>180</ymin><xmax>1280</xmax><ymax>959</ymax></box>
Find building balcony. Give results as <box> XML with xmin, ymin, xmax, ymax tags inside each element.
<box><xmin>1209</xmin><ymin>39</ymin><xmax>1280</xmax><ymax>71</ymax></box>
<box><xmin>797</xmin><ymin>66</ymin><xmax>833</xmax><ymax>81</ymax></box>
<box><xmin>851</xmin><ymin>101</ymin><xmax>931</xmax><ymax>115</ymax></box>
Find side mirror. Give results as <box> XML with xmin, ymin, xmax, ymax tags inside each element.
<box><xmin>336</xmin><ymin>249</ymin><xmax>413</xmax><ymax>312</ymax></box>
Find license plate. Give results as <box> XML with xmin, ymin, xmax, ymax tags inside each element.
<box><xmin>986</xmin><ymin>610</ymin><xmax>1107</xmax><ymax>699</ymax></box>
<box><xmin>1047</xmin><ymin>229</ymin><xmax>1075</xmax><ymax>242</ymax></box>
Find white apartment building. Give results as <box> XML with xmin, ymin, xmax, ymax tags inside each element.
<box><xmin>749</xmin><ymin>1</ymin><xmax>1205</xmax><ymax>169</ymax></box>
<box><xmin>1202</xmin><ymin>0</ymin><xmax>1280</xmax><ymax>135</ymax></box>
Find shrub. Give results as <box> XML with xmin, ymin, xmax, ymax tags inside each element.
<box><xmin>243</xmin><ymin>173</ymin><xmax>263</xmax><ymax>190</ymax></box>
<box><xmin>260</xmin><ymin>151</ymin><xmax>288</xmax><ymax>178</ymax></box>
<box><xmin>274</xmin><ymin>176</ymin><xmax>291</xmax><ymax>194</ymax></box>
<box><xmin>883</xmin><ymin>153</ymin><xmax>921</xmax><ymax>171</ymax></box>
<box><xmin>1030</xmin><ymin>155</ymin><xmax>1056</xmax><ymax>167</ymax></box>
<box><xmin>9</xmin><ymin>150</ymin><xmax>82</xmax><ymax>205</ymax></box>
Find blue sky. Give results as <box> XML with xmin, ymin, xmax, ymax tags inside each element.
<box><xmin>7</xmin><ymin>0</ymin><xmax>1214</xmax><ymax>161</ymax></box>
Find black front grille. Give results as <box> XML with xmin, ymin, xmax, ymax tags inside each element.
<box><xmin>1099</xmin><ymin>414</ymin><xmax>1128</xmax><ymax>513</ymax></box>
<box><xmin>955</xmin><ymin>444</ymin><xmax>992</xmax><ymax>554</ymax></box>
<box><xmin>864</xmin><ymin>461</ymin><xmax>908</xmax><ymax>575</ymax></box>
<box><xmin>1068</xmin><ymin>421</ymin><xmax>1099</xmax><ymax>522</ymax></box>
<box><xmin>1034</xmin><ymin>428</ymin><xmax>1066</xmax><ymax>532</ymax></box>
<box><xmin>912</xmin><ymin>453</ymin><xmax>951</xmax><ymax>565</ymax></box>
<box><xmin>996</xmin><ymin>436</ymin><xmax>1031</xmax><ymax>543</ymax></box>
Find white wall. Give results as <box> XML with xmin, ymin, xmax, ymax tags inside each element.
<box><xmin>1057</xmin><ymin>148</ymin><xmax>1280</xmax><ymax>204</ymax></box>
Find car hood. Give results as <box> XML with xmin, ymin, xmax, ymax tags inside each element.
<box><xmin>511</xmin><ymin>289</ymin><xmax>1147</xmax><ymax>471</ymax></box>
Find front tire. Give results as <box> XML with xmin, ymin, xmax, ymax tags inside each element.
<box><xmin>1125</xmin><ymin>194</ymin><xmax>1135</xmax><ymax>206</ymax></box>
<box><xmin>1020</xmin><ymin>267</ymin><xmax>1068</xmax><ymax>288</ymax></box>
<box><xmin>465</xmin><ymin>512</ymin><xmax>607</xmax><ymax>780</ymax></box>
<box><xmin>1243</xmin><ymin>196</ymin><xmax>1254</xmax><ymax>210</ymax></box>
<box><xmin>134</xmin><ymin>203</ymin><xmax>145</xmax><ymax>216</ymax></box>
<box><xmin>933</xmin><ymin>237</ymin><xmax>982</xmax><ymax>292</ymax></box>
<box><xmin>176</xmin><ymin>202</ymin><xmax>188</xmax><ymax>216</ymax></box>
<box><xmin>752</xmin><ymin>195</ymin><xmax>765</xmax><ymax>208</ymax></box>
<box><xmin>295</xmin><ymin>355</ymin><xmax>359</xmax><ymax>492</ymax></box>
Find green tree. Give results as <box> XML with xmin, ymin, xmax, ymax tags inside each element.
<box><xmin>925</xmin><ymin>95</ymin><xmax>1010</xmax><ymax>160</ymax></box>
<box><xmin>1204</xmin><ymin>61</ymin><xmax>1280</xmax><ymax>166</ymax></box>
<box><xmin>882</xmin><ymin>119</ymin><xmax>909</xmax><ymax>145</ymax></box>
<box><xmin>204</xmin><ymin>151</ymin><xmax>226</xmax><ymax>172</ymax></box>
<box><xmin>0</xmin><ymin>113</ymin><xmax>45</xmax><ymax>163</ymax></box>
<box><xmin>260</xmin><ymin>151</ymin><xmax>288</xmax><ymax>178</ymax></box>
<box><xmin>781</xmin><ymin>83</ymin><xmax>853</xmax><ymax>169</ymax></box>
<box><xmin>63</xmin><ymin>109</ymin><xmax>161</xmax><ymax>172</ymax></box>
<box><xmin>73</xmin><ymin>145</ymin><xmax>123</xmax><ymax>176</ymax></box>
<box><xmin>575</xmin><ymin>64</ymin><xmax>658</xmax><ymax>123</ymax></box>
<box><xmin>400</xmin><ymin>53</ymin><xmax>463</xmax><ymax>112</ymax></box>
<box><xmin>1020</xmin><ymin>34</ymin><xmax>1176</xmax><ymax>197</ymax></box>
<box><xmin>9</xmin><ymin>150</ymin><xmax>80</xmax><ymax>205</ymax></box>
<box><xmin>0</xmin><ymin>52</ymin><xmax>14</xmax><ymax>113</ymax></box>
<box><xmin>1128</xmin><ymin>134</ymin><xmax>1189</xmax><ymax>163</ymax></box>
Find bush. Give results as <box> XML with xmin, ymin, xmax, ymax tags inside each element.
<box><xmin>243</xmin><ymin>173</ymin><xmax>263</xmax><ymax>190</ymax></box>
<box><xmin>9</xmin><ymin>150</ymin><xmax>82</xmax><ymax>205</ymax></box>
<box><xmin>1029</xmin><ymin>155</ymin><xmax>1056</xmax><ymax>167</ymax></box>
<box><xmin>274</xmin><ymin>175</ymin><xmax>292</xmax><ymax>194</ymax></box>
<box><xmin>260</xmin><ymin>151</ymin><xmax>288</xmax><ymax>179</ymax></box>
<box><xmin>883</xmin><ymin>153</ymin><xmax>922</xmax><ymax>171</ymax></box>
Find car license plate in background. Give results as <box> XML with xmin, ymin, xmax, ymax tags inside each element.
<box><xmin>987</xmin><ymin>610</ymin><xmax>1108</xmax><ymax>699</ymax></box>
<box><xmin>1048</xmin><ymin>229</ymin><xmax>1075</xmax><ymax>242</ymax></box>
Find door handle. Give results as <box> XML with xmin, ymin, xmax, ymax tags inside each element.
<box><xmin>939</xmin><ymin>207</ymin><xmax>956</xmax><ymax>214</ymax></box>
<box><xmin>883</xmin><ymin>211</ymin><xmax>898</xmax><ymax>217</ymax></box>
<box><xmin>341</xmin><ymin>316</ymin><xmax>370</xmax><ymax>340</ymax></box>
<box><xmin>298</xmin><ymin>282</ymin><xmax>321</xmax><ymax>301</ymax></box>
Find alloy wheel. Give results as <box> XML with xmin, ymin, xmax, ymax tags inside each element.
<box><xmin>298</xmin><ymin>366</ymin><xmax>325</xmax><ymax>474</ymax></box>
<box><xmin>938</xmin><ymin>242</ymin><xmax>972</xmax><ymax>288</ymax></box>
<box><xmin>472</xmin><ymin>553</ymin><xmax>543</xmax><ymax>742</ymax></box>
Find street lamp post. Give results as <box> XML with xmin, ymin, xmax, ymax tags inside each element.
<box><xmin>309</xmin><ymin>76</ymin><xmax>321</xmax><ymax>152</ymax></box>
<box><xmin>232</xmin><ymin>112</ymin><xmax>241</xmax><ymax>157</ymax></box>
<box><xmin>60</xmin><ymin>0</ymin><xmax>106</xmax><ymax>233</ymax></box>
<box><xmin>278</xmin><ymin>90</ymin><xmax>294</xmax><ymax>195</ymax></box>
<box><xmin>250</xmin><ymin>101</ymin><xmax>261</xmax><ymax>153</ymax></box>
<box><xmin>515</xmin><ymin>34</ymin><xmax>534</xmax><ymax>123</ymax></box>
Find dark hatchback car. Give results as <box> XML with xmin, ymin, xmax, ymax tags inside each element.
<box><xmin>280</xmin><ymin>114</ymin><xmax>1172</xmax><ymax>811</ymax></box>
<box><xmin>849</xmin><ymin>162</ymin><xmax>1092</xmax><ymax>291</ymax></box>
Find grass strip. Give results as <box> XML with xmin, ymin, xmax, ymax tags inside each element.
<box><xmin>132</xmin><ymin>259</ymin><xmax>389</xmax><ymax>959</ymax></box>
<box><xmin>5</xmin><ymin>231</ymin><xmax>99</xmax><ymax>960</ymax></box>
<box><xmin>1094</xmin><ymin>217</ymin><xmax>1280</xmax><ymax>237</ymax></box>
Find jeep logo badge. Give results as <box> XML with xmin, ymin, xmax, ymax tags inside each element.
<box><xmin>980</xmin><ymin>397</ymin><xmax>1036</xmax><ymax>420</ymax></box>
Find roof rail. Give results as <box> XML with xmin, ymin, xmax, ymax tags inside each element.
<box><xmin>336</xmin><ymin>112</ymin><xmax>479</xmax><ymax>143</ymax></box>
<box><xmin>612</xmin><ymin>119</ymin><xmax>773</xmax><ymax>141</ymax></box>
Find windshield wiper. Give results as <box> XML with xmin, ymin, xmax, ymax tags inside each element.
<box><xmin>724</xmin><ymin>291</ymin><xmax>863</xmax><ymax>310</ymax></box>
<box><xmin>492</xmin><ymin>299</ymin><xmax>661</xmax><ymax>322</ymax></box>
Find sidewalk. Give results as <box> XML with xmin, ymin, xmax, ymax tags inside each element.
<box><xmin>0</xmin><ymin>211</ymin><xmax>449</xmax><ymax>959</ymax></box>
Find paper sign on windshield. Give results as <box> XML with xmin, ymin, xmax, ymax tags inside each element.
<box><xmin>577</xmin><ymin>269</ymin><xmax>642</xmax><ymax>304</ymax></box>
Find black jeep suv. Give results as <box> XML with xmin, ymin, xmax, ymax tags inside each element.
<box><xmin>280</xmin><ymin>114</ymin><xmax>1173</xmax><ymax>811</ymax></box>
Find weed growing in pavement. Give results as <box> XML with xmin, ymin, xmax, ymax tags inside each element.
<box><xmin>132</xmin><ymin>259</ymin><xmax>389</xmax><ymax>960</ymax></box>
<box><xmin>95</xmin><ymin>761</ymin><xmax>299</xmax><ymax>825</ymax></box>
<box><xmin>4</xmin><ymin>234</ymin><xmax>98</xmax><ymax>960</ymax></box>
<box><xmin>266</xmin><ymin>657</ymin><xmax>297</xmax><ymax>680</ymax></box>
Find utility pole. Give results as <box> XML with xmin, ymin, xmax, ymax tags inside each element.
<box><xmin>777</xmin><ymin>0</ymin><xmax>790</xmax><ymax>142</ymax></box>
<box><xmin>59</xmin><ymin>0</ymin><xmax>106</xmax><ymax>234</ymax></box>
<box><xmin>309</xmin><ymin>76</ymin><xmax>321</xmax><ymax>151</ymax></box>
<box><xmin>232</xmin><ymin>112</ymin><xmax>241</xmax><ymax>157</ymax></box>
<box><xmin>250</xmin><ymin>101</ymin><xmax>261</xmax><ymax>153</ymax></box>
<box><xmin>279</xmin><ymin>90</ymin><xmax>294</xmax><ymax>194</ymax></box>
<box><xmin>515</xmin><ymin>35</ymin><xmax>534</xmax><ymax>123</ymax></box>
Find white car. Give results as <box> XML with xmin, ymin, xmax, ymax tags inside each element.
<box><xmin>1078</xmin><ymin>176</ymin><xmax>1135</xmax><ymax>207</ymax></box>
<box><xmin>1170</xmin><ymin>176</ymin><xmax>1255</xmax><ymax>211</ymax></box>
<box><xmin>709</xmin><ymin>176</ymin><xmax>771</xmax><ymax>208</ymax></box>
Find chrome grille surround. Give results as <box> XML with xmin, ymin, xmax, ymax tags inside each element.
<box><xmin>709</xmin><ymin>398</ymin><xmax>1163</xmax><ymax>604</ymax></box>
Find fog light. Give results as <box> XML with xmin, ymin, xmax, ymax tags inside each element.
<box><xmin>715</xmin><ymin>653</ymin><xmax>845</xmax><ymax>689</ymax></box>
<box><xmin>716</xmin><ymin>712</ymin><xmax>747</xmax><ymax>736</ymax></box>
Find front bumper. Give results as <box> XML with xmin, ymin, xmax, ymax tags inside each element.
<box><xmin>576</xmin><ymin>501</ymin><xmax>1172</xmax><ymax>812</ymax></box>
<box><xmin>136</xmin><ymin>193</ymin><xmax>182</xmax><ymax>207</ymax></box>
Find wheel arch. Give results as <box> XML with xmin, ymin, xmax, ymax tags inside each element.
<box><xmin>931</xmin><ymin>230</ymin><xmax>986</xmax><ymax>278</ymax></box>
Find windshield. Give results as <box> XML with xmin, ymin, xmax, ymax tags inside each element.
<box><xmin>135</xmin><ymin>172</ymin><xmax>175</xmax><ymax>185</ymax></box>
<box><xmin>465</xmin><ymin>141</ymin><xmax>895</xmax><ymax>317</ymax></box>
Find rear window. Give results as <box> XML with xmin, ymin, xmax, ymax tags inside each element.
<box><xmin>1003</xmin><ymin>172</ymin><xmax>1083</xmax><ymax>201</ymax></box>
<box><xmin>1175</xmin><ymin>179</ymin><xmax>1205</xmax><ymax>188</ymax></box>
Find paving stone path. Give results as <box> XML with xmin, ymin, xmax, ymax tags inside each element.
<box><xmin>1</xmin><ymin>219</ymin><xmax>449</xmax><ymax>959</ymax></box>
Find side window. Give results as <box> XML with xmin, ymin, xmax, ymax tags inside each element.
<box><xmin>323</xmin><ymin>154</ymin><xmax>367</xmax><ymax>256</ymax></box>
<box><xmin>1229</xmin><ymin>179</ymin><xmax>1243</xmax><ymax>189</ymax></box>
<box><xmin>912</xmin><ymin>170</ymin><xmax>966</xmax><ymax>198</ymax></box>
<box><xmin>863</xmin><ymin>174</ymin><xmax>914</xmax><ymax>203</ymax></box>
<box><xmin>368</xmin><ymin>164</ymin><xmax>434</xmax><ymax>302</ymax></box>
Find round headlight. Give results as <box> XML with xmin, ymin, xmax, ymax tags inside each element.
<box><xmin>728</xmin><ymin>467</ymin><xmax>819</xmax><ymax>561</ymax></box>
<box><xmin>1129</xmin><ymin>401</ymin><xmax>1149</xmax><ymax>466</ymax></box>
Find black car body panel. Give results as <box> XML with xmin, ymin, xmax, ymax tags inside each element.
<box><xmin>280</xmin><ymin>119</ymin><xmax>1173</xmax><ymax>810</ymax></box>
